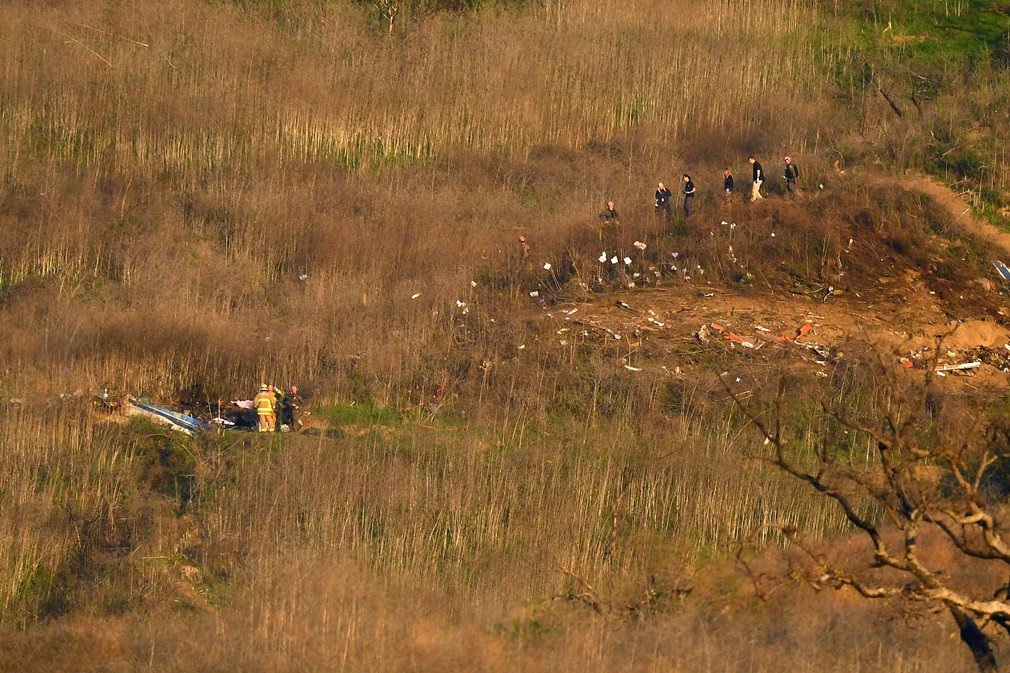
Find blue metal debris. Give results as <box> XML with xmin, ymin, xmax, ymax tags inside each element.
<box><xmin>127</xmin><ymin>397</ymin><xmax>210</xmax><ymax>435</ymax></box>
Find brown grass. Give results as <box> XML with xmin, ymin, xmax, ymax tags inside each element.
<box><xmin>0</xmin><ymin>0</ymin><xmax>1007</xmax><ymax>671</ymax></box>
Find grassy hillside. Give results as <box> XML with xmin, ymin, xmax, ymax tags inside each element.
<box><xmin>818</xmin><ymin>0</ymin><xmax>1010</xmax><ymax>215</ymax></box>
<box><xmin>0</xmin><ymin>0</ymin><xmax>837</xmax><ymax>400</ymax></box>
<box><xmin>1</xmin><ymin>0</ymin><xmax>1009</xmax><ymax>671</ymax></box>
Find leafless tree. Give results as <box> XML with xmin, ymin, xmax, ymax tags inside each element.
<box><xmin>731</xmin><ymin>363</ymin><xmax>1010</xmax><ymax>673</ymax></box>
<box><xmin>373</xmin><ymin>0</ymin><xmax>440</xmax><ymax>33</ymax></box>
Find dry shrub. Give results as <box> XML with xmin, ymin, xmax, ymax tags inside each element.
<box><xmin>0</xmin><ymin>1</ymin><xmax>1004</xmax><ymax>671</ymax></box>
<box><xmin>0</xmin><ymin>0</ymin><xmax>845</xmax><ymax>402</ymax></box>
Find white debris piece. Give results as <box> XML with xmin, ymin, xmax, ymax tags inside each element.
<box><xmin>934</xmin><ymin>361</ymin><xmax>981</xmax><ymax>372</ymax></box>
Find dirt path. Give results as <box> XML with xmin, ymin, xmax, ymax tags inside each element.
<box><xmin>873</xmin><ymin>173</ymin><xmax>1010</xmax><ymax>259</ymax></box>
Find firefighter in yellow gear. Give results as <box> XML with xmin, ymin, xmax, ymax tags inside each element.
<box><xmin>253</xmin><ymin>384</ymin><xmax>276</xmax><ymax>432</ymax></box>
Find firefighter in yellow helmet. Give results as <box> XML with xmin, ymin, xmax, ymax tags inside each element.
<box><xmin>253</xmin><ymin>384</ymin><xmax>275</xmax><ymax>432</ymax></box>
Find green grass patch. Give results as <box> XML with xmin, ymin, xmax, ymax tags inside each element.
<box><xmin>311</xmin><ymin>401</ymin><xmax>402</xmax><ymax>427</ymax></box>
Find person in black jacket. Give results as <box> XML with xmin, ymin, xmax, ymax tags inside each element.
<box><xmin>723</xmin><ymin>168</ymin><xmax>734</xmax><ymax>194</ymax></box>
<box><xmin>783</xmin><ymin>156</ymin><xmax>799</xmax><ymax>194</ymax></box>
<box><xmin>748</xmin><ymin>156</ymin><xmax>765</xmax><ymax>202</ymax></box>
<box><xmin>280</xmin><ymin>385</ymin><xmax>303</xmax><ymax>431</ymax></box>
<box><xmin>682</xmin><ymin>174</ymin><xmax>696</xmax><ymax>217</ymax></box>
<box><xmin>655</xmin><ymin>182</ymin><xmax>673</xmax><ymax>223</ymax></box>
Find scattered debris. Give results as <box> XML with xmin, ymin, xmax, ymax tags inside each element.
<box><xmin>126</xmin><ymin>398</ymin><xmax>210</xmax><ymax>435</ymax></box>
<box><xmin>994</xmin><ymin>260</ymin><xmax>1010</xmax><ymax>285</ymax></box>
<box><xmin>967</xmin><ymin>346</ymin><xmax>1010</xmax><ymax>370</ymax></box>
<box><xmin>710</xmin><ymin>323</ymin><xmax>757</xmax><ymax>349</ymax></box>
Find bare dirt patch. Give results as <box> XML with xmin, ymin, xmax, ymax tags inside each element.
<box><xmin>526</xmin><ymin>176</ymin><xmax>1010</xmax><ymax>389</ymax></box>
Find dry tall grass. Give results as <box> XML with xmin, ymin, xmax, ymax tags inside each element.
<box><xmin>1</xmin><ymin>0</ymin><xmax>1006</xmax><ymax>670</ymax></box>
<box><xmin>0</xmin><ymin>0</ymin><xmax>835</xmax><ymax>400</ymax></box>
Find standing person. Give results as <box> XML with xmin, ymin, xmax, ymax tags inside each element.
<box><xmin>655</xmin><ymin>182</ymin><xmax>673</xmax><ymax>223</ymax></box>
<box><xmin>783</xmin><ymin>156</ymin><xmax>799</xmax><ymax>194</ymax></box>
<box><xmin>599</xmin><ymin>200</ymin><xmax>620</xmax><ymax>226</ymax></box>
<box><xmin>748</xmin><ymin>156</ymin><xmax>765</xmax><ymax>202</ymax></box>
<box><xmin>281</xmin><ymin>385</ymin><xmax>303</xmax><ymax>431</ymax></box>
<box><xmin>723</xmin><ymin>168</ymin><xmax>734</xmax><ymax>196</ymax></box>
<box><xmin>682</xmin><ymin>174</ymin><xmax>696</xmax><ymax>217</ymax></box>
<box><xmin>253</xmin><ymin>384</ymin><xmax>275</xmax><ymax>433</ymax></box>
<box><xmin>517</xmin><ymin>234</ymin><xmax>533</xmax><ymax>257</ymax></box>
<box><xmin>269</xmin><ymin>385</ymin><xmax>284</xmax><ymax>431</ymax></box>
<box><xmin>598</xmin><ymin>200</ymin><xmax>620</xmax><ymax>242</ymax></box>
